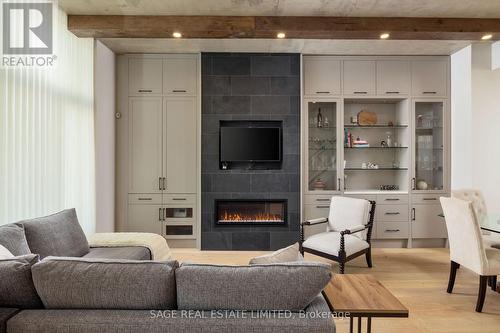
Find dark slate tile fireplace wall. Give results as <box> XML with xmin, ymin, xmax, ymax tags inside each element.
<box><xmin>201</xmin><ymin>53</ymin><xmax>300</xmax><ymax>250</ymax></box>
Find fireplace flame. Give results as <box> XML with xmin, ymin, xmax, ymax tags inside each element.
<box><xmin>219</xmin><ymin>211</ymin><xmax>283</xmax><ymax>222</ymax></box>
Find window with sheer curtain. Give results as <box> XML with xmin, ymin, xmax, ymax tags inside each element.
<box><xmin>0</xmin><ymin>7</ymin><xmax>95</xmax><ymax>233</ymax></box>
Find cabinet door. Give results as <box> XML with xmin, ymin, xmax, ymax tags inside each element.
<box><xmin>164</xmin><ymin>98</ymin><xmax>197</xmax><ymax>193</ymax></box>
<box><xmin>306</xmin><ymin>100</ymin><xmax>340</xmax><ymax>193</ymax></box>
<box><xmin>411</xmin><ymin>60</ymin><xmax>447</xmax><ymax>97</ymax></box>
<box><xmin>343</xmin><ymin>60</ymin><xmax>376</xmax><ymax>95</ymax></box>
<box><xmin>128</xmin><ymin>204</ymin><xmax>162</xmax><ymax>234</ymax></box>
<box><xmin>412</xmin><ymin>204</ymin><xmax>447</xmax><ymax>238</ymax></box>
<box><xmin>376</xmin><ymin>60</ymin><xmax>410</xmax><ymax>95</ymax></box>
<box><xmin>128</xmin><ymin>98</ymin><xmax>163</xmax><ymax>193</ymax></box>
<box><xmin>303</xmin><ymin>57</ymin><xmax>341</xmax><ymax>96</ymax></box>
<box><xmin>128</xmin><ymin>58</ymin><xmax>163</xmax><ymax>95</ymax></box>
<box><xmin>412</xmin><ymin>100</ymin><xmax>445</xmax><ymax>192</ymax></box>
<box><xmin>163</xmin><ymin>57</ymin><xmax>197</xmax><ymax>96</ymax></box>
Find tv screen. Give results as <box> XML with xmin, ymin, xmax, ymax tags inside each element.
<box><xmin>220</xmin><ymin>127</ymin><xmax>281</xmax><ymax>162</ymax></box>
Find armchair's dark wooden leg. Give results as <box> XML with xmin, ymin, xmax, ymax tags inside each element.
<box><xmin>447</xmin><ymin>261</ymin><xmax>460</xmax><ymax>293</ymax></box>
<box><xmin>489</xmin><ymin>276</ymin><xmax>497</xmax><ymax>292</ymax></box>
<box><xmin>339</xmin><ymin>260</ymin><xmax>345</xmax><ymax>274</ymax></box>
<box><xmin>476</xmin><ymin>275</ymin><xmax>488</xmax><ymax>312</ymax></box>
<box><xmin>365</xmin><ymin>248</ymin><xmax>373</xmax><ymax>268</ymax></box>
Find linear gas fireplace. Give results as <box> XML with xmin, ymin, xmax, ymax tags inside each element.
<box><xmin>215</xmin><ymin>199</ymin><xmax>287</xmax><ymax>226</ymax></box>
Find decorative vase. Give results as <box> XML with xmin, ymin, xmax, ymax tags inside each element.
<box><xmin>416</xmin><ymin>180</ymin><xmax>428</xmax><ymax>190</ymax></box>
<box><xmin>317</xmin><ymin>108</ymin><xmax>323</xmax><ymax>128</ymax></box>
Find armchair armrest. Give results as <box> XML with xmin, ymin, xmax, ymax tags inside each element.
<box><xmin>302</xmin><ymin>217</ymin><xmax>328</xmax><ymax>226</ymax></box>
<box><xmin>340</xmin><ymin>224</ymin><xmax>368</xmax><ymax>236</ymax></box>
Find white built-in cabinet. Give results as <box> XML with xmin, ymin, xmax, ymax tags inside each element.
<box><xmin>117</xmin><ymin>54</ymin><xmax>200</xmax><ymax>248</ymax></box>
<box><xmin>302</xmin><ymin>56</ymin><xmax>450</xmax><ymax>248</ymax></box>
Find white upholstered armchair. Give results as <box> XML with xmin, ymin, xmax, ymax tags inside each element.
<box><xmin>299</xmin><ymin>197</ymin><xmax>376</xmax><ymax>274</ymax></box>
<box><xmin>440</xmin><ymin>197</ymin><xmax>500</xmax><ymax>312</ymax></box>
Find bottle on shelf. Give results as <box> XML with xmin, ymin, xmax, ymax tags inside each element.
<box><xmin>317</xmin><ymin>108</ymin><xmax>323</xmax><ymax>128</ymax></box>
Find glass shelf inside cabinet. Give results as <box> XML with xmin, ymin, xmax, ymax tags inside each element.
<box><xmin>414</xmin><ymin>101</ymin><xmax>444</xmax><ymax>191</ymax></box>
<box><xmin>308</xmin><ymin>101</ymin><xmax>338</xmax><ymax>191</ymax></box>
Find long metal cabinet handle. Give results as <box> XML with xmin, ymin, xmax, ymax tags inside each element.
<box><xmin>158</xmin><ymin>208</ymin><xmax>162</xmax><ymax>221</ymax></box>
<box><xmin>159</xmin><ymin>177</ymin><xmax>162</xmax><ymax>190</ymax></box>
<box><xmin>411</xmin><ymin>208</ymin><xmax>416</xmax><ymax>221</ymax></box>
<box><xmin>163</xmin><ymin>208</ymin><xmax>167</xmax><ymax>221</ymax></box>
<box><xmin>163</xmin><ymin>177</ymin><xmax>166</xmax><ymax>190</ymax></box>
<box><xmin>411</xmin><ymin>178</ymin><xmax>416</xmax><ymax>190</ymax></box>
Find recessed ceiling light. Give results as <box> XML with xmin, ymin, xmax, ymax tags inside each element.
<box><xmin>172</xmin><ymin>32</ymin><xmax>182</xmax><ymax>38</ymax></box>
<box><xmin>277</xmin><ymin>32</ymin><xmax>286</xmax><ymax>39</ymax></box>
<box><xmin>481</xmin><ymin>34</ymin><xmax>493</xmax><ymax>40</ymax></box>
<box><xmin>380</xmin><ymin>33</ymin><xmax>390</xmax><ymax>39</ymax></box>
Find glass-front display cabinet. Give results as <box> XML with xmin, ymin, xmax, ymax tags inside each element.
<box><xmin>412</xmin><ymin>100</ymin><xmax>445</xmax><ymax>192</ymax></box>
<box><xmin>305</xmin><ymin>100</ymin><xmax>340</xmax><ymax>192</ymax></box>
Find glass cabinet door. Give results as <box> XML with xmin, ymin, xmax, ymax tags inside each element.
<box><xmin>307</xmin><ymin>101</ymin><xmax>338</xmax><ymax>192</ymax></box>
<box><xmin>413</xmin><ymin>101</ymin><xmax>444</xmax><ymax>191</ymax></box>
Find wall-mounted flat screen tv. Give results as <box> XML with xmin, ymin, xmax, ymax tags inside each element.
<box><xmin>220</xmin><ymin>124</ymin><xmax>282</xmax><ymax>162</ymax></box>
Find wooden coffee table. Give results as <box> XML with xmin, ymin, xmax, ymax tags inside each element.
<box><xmin>322</xmin><ymin>274</ymin><xmax>409</xmax><ymax>333</ymax></box>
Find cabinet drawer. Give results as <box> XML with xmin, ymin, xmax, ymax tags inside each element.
<box><xmin>377</xmin><ymin>194</ymin><xmax>409</xmax><ymax>205</ymax></box>
<box><xmin>128</xmin><ymin>194</ymin><xmax>162</xmax><ymax>204</ymax></box>
<box><xmin>163</xmin><ymin>194</ymin><xmax>196</xmax><ymax>205</ymax></box>
<box><xmin>412</xmin><ymin>194</ymin><xmax>444</xmax><ymax>204</ymax></box>
<box><xmin>377</xmin><ymin>222</ymin><xmax>409</xmax><ymax>239</ymax></box>
<box><xmin>377</xmin><ymin>205</ymin><xmax>409</xmax><ymax>222</ymax></box>
<box><xmin>304</xmin><ymin>195</ymin><xmax>334</xmax><ymax>205</ymax></box>
<box><xmin>343</xmin><ymin>194</ymin><xmax>377</xmax><ymax>201</ymax></box>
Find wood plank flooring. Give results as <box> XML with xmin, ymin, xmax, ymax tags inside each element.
<box><xmin>171</xmin><ymin>248</ymin><xmax>500</xmax><ymax>333</ymax></box>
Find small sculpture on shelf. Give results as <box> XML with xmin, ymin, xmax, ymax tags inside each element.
<box><xmin>388</xmin><ymin>121</ymin><xmax>394</xmax><ymax>127</ymax></box>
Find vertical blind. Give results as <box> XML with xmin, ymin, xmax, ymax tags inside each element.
<box><xmin>0</xmin><ymin>7</ymin><xmax>96</xmax><ymax>233</ymax></box>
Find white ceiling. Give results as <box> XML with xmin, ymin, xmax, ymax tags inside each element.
<box><xmin>60</xmin><ymin>0</ymin><xmax>500</xmax><ymax>17</ymax></box>
<box><xmin>99</xmin><ymin>38</ymin><xmax>472</xmax><ymax>55</ymax></box>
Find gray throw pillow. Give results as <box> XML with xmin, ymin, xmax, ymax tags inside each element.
<box><xmin>0</xmin><ymin>224</ymin><xmax>31</xmax><ymax>256</ymax></box>
<box><xmin>0</xmin><ymin>254</ymin><xmax>43</xmax><ymax>308</ymax></box>
<box><xmin>18</xmin><ymin>208</ymin><xmax>89</xmax><ymax>258</ymax></box>
<box><xmin>32</xmin><ymin>257</ymin><xmax>179</xmax><ymax>310</ymax></box>
<box><xmin>176</xmin><ymin>262</ymin><xmax>332</xmax><ymax>311</ymax></box>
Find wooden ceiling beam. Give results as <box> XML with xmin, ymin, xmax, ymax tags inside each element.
<box><xmin>68</xmin><ymin>15</ymin><xmax>500</xmax><ymax>40</ymax></box>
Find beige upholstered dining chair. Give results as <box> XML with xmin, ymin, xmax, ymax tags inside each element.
<box><xmin>440</xmin><ymin>197</ymin><xmax>500</xmax><ymax>312</ymax></box>
<box><xmin>452</xmin><ymin>189</ymin><xmax>500</xmax><ymax>248</ymax></box>
<box><xmin>299</xmin><ymin>196</ymin><xmax>376</xmax><ymax>274</ymax></box>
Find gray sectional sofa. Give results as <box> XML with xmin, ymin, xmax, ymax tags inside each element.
<box><xmin>0</xmin><ymin>210</ymin><xmax>336</xmax><ymax>332</ymax></box>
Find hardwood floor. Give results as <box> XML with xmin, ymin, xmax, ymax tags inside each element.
<box><xmin>171</xmin><ymin>248</ymin><xmax>500</xmax><ymax>333</ymax></box>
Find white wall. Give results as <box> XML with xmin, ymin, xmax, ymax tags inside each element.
<box><xmin>492</xmin><ymin>42</ymin><xmax>500</xmax><ymax>70</ymax></box>
<box><xmin>470</xmin><ymin>43</ymin><xmax>500</xmax><ymax>214</ymax></box>
<box><xmin>451</xmin><ymin>43</ymin><xmax>500</xmax><ymax>214</ymax></box>
<box><xmin>450</xmin><ymin>46</ymin><xmax>472</xmax><ymax>189</ymax></box>
<box><xmin>94</xmin><ymin>40</ymin><xmax>116</xmax><ymax>232</ymax></box>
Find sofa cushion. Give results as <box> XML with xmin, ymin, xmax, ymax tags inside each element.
<box><xmin>32</xmin><ymin>257</ymin><xmax>178</xmax><ymax>309</ymax></box>
<box><xmin>176</xmin><ymin>262</ymin><xmax>332</xmax><ymax>311</ymax></box>
<box><xmin>249</xmin><ymin>243</ymin><xmax>303</xmax><ymax>265</ymax></box>
<box><xmin>0</xmin><ymin>224</ymin><xmax>31</xmax><ymax>256</ymax></box>
<box><xmin>18</xmin><ymin>209</ymin><xmax>89</xmax><ymax>258</ymax></box>
<box><xmin>83</xmin><ymin>246</ymin><xmax>151</xmax><ymax>260</ymax></box>
<box><xmin>0</xmin><ymin>245</ymin><xmax>14</xmax><ymax>259</ymax></box>
<box><xmin>6</xmin><ymin>295</ymin><xmax>335</xmax><ymax>333</ymax></box>
<box><xmin>0</xmin><ymin>308</ymin><xmax>20</xmax><ymax>333</ymax></box>
<box><xmin>0</xmin><ymin>254</ymin><xmax>43</xmax><ymax>308</ymax></box>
